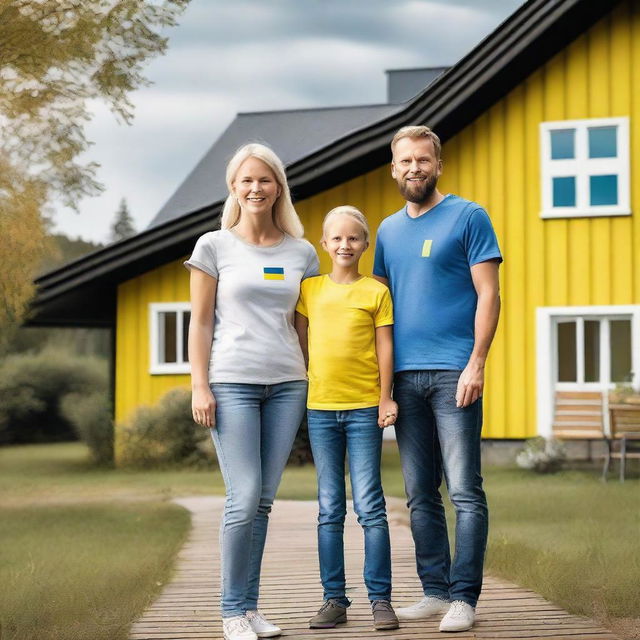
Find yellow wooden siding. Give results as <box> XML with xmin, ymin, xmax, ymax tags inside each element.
<box><xmin>114</xmin><ymin>2</ymin><xmax>639</xmax><ymax>443</ymax></box>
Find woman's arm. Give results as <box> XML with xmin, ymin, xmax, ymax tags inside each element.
<box><xmin>375</xmin><ymin>324</ymin><xmax>397</xmax><ymax>428</ymax></box>
<box><xmin>294</xmin><ymin>311</ymin><xmax>309</xmax><ymax>369</ymax></box>
<box><xmin>189</xmin><ymin>269</ymin><xmax>217</xmax><ymax>428</ymax></box>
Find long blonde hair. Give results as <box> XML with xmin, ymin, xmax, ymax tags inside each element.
<box><xmin>220</xmin><ymin>143</ymin><xmax>304</xmax><ymax>238</ymax></box>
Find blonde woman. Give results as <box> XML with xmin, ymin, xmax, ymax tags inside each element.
<box><xmin>185</xmin><ymin>143</ymin><xmax>319</xmax><ymax>640</ymax></box>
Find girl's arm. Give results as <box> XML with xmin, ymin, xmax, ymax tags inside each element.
<box><xmin>189</xmin><ymin>269</ymin><xmax>217</xmax><ymax>428</ymax></box>
<box><xmin>294</xmin><ymin>311</ymin><xmax>309</xmax><ymax>369</ymax></box>
<box><xmin>375</xmin><ymin>324</ymin><xmax>398</xmax><ymax>428</ymax></box>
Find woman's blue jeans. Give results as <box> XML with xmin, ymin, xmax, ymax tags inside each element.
<box><xmin>393</xmin><ymin>370</ymin><xmax>488</xmax><ymax>608</ymax></box>
<box><xmin>307</xmin><ymin>407</ymin><xmax>392</xmax><ymax>604</ymax></box>
<box><xmin>210</xmin><ymin>380</ymin><xmax>308</xmax><ymax>617</ymax></box>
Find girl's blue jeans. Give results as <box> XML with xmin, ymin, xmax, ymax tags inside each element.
<box><xmin>307</xmin><ymin>406</ymin><xmax>392</xmax><ymax>604</ymax></box>
<box><xmin>210</xmin><ymin>380</ymin><xmax>308</xmax><ymax>617</ymax></box>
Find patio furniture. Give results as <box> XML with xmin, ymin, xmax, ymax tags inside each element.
<box><xmin>604</xmin><ymin>403</ymin><xmax>640</xmax><ymax>482</ymax></box>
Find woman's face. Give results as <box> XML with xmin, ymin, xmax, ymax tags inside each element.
<box><xmin>232</xmin><ymin>157</ymin><xmax>281</xmax><ymax>218</ymax></box>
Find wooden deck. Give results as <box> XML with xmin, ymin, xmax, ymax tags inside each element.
<box><xmin>130</xmin><ymin>496</ymin><xmax>619</xmax><ymax>640</ymax></box>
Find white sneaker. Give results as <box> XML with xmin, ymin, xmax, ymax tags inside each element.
<box><xmin>439</xmin><ymin>600</ymin><xmax>475</xmax><ymax>632</ymax></box>
<box><xmin>396</xmin><ymin>596</ymin><xmax>450</xmax><ymax>620</ymax></box>
<box><xmin>223</xmin><ymin>615</ymin><xmax>258</xmax><ymax>640</ymax></box>
<box><xmin>246</xmin><ymin>610</ymin><xmax>282</xmax><ymax>638</ymax></box>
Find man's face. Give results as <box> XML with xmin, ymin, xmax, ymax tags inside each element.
<box><xmin>391</xmin><ymin>136</ymin><xmax>442</xmax><ymax>204</ymax></box>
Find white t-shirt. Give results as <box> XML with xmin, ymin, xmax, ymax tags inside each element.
<box><xmin>184</xmin><ymin>229</ymin><xmax>319</xmax><ymax>384</ymax></box>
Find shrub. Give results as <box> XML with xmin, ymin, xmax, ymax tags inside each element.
<box><xmin>516</xmin><ymin>436</ymin><xmax>566</xmax><ymax>473</ymax></box>
<box><xmin>0</xmin><ymin>349</ymin><xmax>108</xmax><ymax>445</ymax></box>
<box><xmin>118</xmin><ymin>388</ymin><xmax>215</xmax><ymax>469</ymax></box>
<box><xmin>60</xmin><ymin>392</ymin><xmax>114</xmax><ymax>466</ymax></box>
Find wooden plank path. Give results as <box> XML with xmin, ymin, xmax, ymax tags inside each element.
<box><xmin>130</xmin><ymin>496</ymin><xmax>619</xmax><ymax>640</ymax></box>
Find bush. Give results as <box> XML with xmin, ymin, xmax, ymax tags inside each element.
<box><xmin>60</xmin><ymin>392</ymin><xmax>114</xmax><ymax>466</ymax></box>
<box><xmin>516</xmin><ymin>436</ymin><xmax>566</xmax><ymax>473</ymax></box>
<box><xmin>118</xmin><ymin>388</ymin><xmax>215</xmax><ymax>469</ymax></box>
<box><xmin>0</xmin><ymin>349</ymin><xmax>108</xmax><ymax>445</ymax></box>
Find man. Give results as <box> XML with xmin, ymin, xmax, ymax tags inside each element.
<box><xmin>373</xmin><ymin>125</ymin><xmax>502</xmax><ymax>632</ymax></box>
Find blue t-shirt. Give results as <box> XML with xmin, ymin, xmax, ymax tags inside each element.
<box><xmin>373</xmin><ymin>194</ymin><xmax>502</xmax><ymax>371</ymax></box>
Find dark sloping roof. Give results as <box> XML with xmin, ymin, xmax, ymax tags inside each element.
<box><xmin>30</xmin><ymin>0</ymin><xmax>619</xmax><ymax>327</ymax></box>
<box><xmin>149</xmin><ymin>104</ymin><xmax>402</xmax><ymax>229</ymax></box>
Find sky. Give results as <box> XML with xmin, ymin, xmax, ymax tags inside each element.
<box><xmin>51</xmin><ymin>0</ymin><xmax>526</xmax><ymax>244</ymax></box>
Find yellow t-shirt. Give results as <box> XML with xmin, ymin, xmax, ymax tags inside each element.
<box><xmin>296</xmin><ymin>274</ymin><xmax>393</xmax><ymax>410</ymax></box>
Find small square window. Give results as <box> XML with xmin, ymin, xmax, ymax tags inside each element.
<box><xmin>588</xmin><ymin>126</ymin><xmax>617</xmax><ymax>158</ymax></box>
<box><xmin>590</xmin><ymin>175</ymin><xmax>618</xmax><ymax>206</ymax></box>
<box><xmin>553</xmin><ymin>176</ymin><xmax>576</xmax><ymax>207</ymax></box>
<box><xmin>550</xmin><ymin>129</ymin><xmax>575</xmax><ymax>159</ymax></box>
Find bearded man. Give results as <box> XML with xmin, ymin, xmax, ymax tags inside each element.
<box><xmin>373</xmin><ymin>126</ymin><xmax>502</xmax><ymax>633</ymax></box>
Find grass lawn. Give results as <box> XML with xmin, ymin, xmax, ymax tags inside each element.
<box><xmin>1</xmin><ymin>442</ymin><xmax>638</xmax><ymax>639</ymax></box>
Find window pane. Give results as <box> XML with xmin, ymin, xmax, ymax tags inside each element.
<box><xmin>162</xmin><ymin>312</ymin><xmax>177</xmax><ymax>363</ymax></box>
<box><xmin>588</xmin><ymin>126</ymin><xmax>617</xmax><ymax>158</ymax></box>
<box><xmin>553</xmin><ymin>176</ymin><xmax>576</xmax><ymax>207</ymax></box>
<box><xmin>610</xmin><ymin>320</ymin><xmax>632</xmax><ymax>383</ymax></box>
<box><xmin>590</xmin><ymin>174</ymin><xmax>618</xmax><ymax>206</ymax></box>
<box><xmin>557</xmin><ymin>322</ymin><xmax>577</xmax><ymax>382</ymax></box>
<box><xmin>584</xmin><ymin>320</ymin><xmax>600</xmax><ymax>383</ymax></box>
<box><xmin>182</xmin><ymin>311</ymin><xmax>191</xmax><ymax>364</ymax></box>
<box><xmin>550</xmin><ymin>129</ymin><xmax>575</xmax><ymax>159</ymax></box>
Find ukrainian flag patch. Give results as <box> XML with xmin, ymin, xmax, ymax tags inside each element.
<box><xmin>263</xmin><ymin>267</ymin><xmax>285</xmax><ymax>280</ymax></box>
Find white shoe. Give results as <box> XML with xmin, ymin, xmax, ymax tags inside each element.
<box><xmin>246</xmin><ymin>610</ymin><xmax>282</xmax><ymax>638</ymax></box>
<box><xmin>223</xmin><ymin>615</ymin><xmax>258</xmax><ymax>640</ymax></box>
<box><xmin>396</xmin><ymin>596</ymin><xmax>450</xmax><ymax>621</ymax></box>
<box><xmin>439</xmin><ymin>600</ymin><xmax>475</xmax><ymax>632</ymax></box>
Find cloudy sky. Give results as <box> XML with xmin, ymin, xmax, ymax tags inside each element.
<box><xmin>52</xmin><ymin>0</ymin><xmax>526</xmax><ymax>243</ymax></box>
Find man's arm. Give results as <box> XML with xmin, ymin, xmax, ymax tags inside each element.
<box><xmin>456</xmin><ymin>259</ymin><xmax>501</xmax><ymax>408</ymax></box>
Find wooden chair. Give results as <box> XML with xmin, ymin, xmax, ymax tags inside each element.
<box><xmin>604</xmin><ymin>404</ymin><xmax>640</xmax><ymax>482</ymax></box>
<box><xmin>552</xmin><ymin>390</ymin><xmax>605</xmax><ymax>440</ymax></box>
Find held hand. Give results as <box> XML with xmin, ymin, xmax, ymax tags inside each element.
<box><xmin>378</xmin><ymin>398</ymin><xmax>398</xmax><ymax>428</ymax></box>
<box><xmin>192</xmin><ymin>386</ymin><xmax>216</xmax><ymax>428</ymax></box>
<box><xmin>455</xmin><ymin>361</ymin><xmax>484</xmax><ymax>408</ymax></box>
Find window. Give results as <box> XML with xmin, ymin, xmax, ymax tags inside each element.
<box><xmin>150</xmin><ymin>303</ymin><xmax>191</xmax><ymax>374</ymax></box>
<box><xmin>540</xmin><ymin>117</ymin><xmax>630</xmax><ymax>218</ymax></box>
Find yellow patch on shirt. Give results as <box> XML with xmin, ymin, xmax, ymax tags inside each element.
<box><xmin>421</xmin><ymin>239</ymin><xmax>433</xmax><ymax>257</ymax></box>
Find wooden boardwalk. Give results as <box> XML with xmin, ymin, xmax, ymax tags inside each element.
<box><xmin>130</xmin><ymin>497</ymin><xmax>619</xmax><ymax>640</ymax></box>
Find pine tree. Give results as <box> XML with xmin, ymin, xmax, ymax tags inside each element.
<box><xmin>110</xmin><ymin>199</ymin><xmax>137</xmax><ymax>242</ymax></box>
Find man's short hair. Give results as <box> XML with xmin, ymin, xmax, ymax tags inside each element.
<box><xmin>391</xmin><ymin>125</ymin><xmax>442</xmax><ymax>159</ymax></box>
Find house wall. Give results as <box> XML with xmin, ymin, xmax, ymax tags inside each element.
<box><xmin>114</xmin><ymin>2</ymin><xmax>639</xmax><ymax>452</ymax></box>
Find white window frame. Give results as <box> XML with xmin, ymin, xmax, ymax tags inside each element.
<box><xmin>149</xmin><ymin>302</ymin><xmax>191</xmax><ymax>375</ymax></box>
<box><xmin>540</xmin><ymin>117</ymin><xmax>630</xmax><ymax>219</ymax></box>
<box><xmin>536</xmin><ymin>305</ymin><xmax>640</xmax><ymax>437</ymax></box>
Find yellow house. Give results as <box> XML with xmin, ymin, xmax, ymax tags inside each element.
<box><xmin>31</xmin><ymin>0</ymin><xmax>640</xmax><ymax>460</ymax></box>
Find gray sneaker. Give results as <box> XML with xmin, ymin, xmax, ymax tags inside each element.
<box><xmin>371</xmin><ymin>600</ymin><xmax>399</xmax><ymax>631</ymax></box>
<box><xmin>309</xmin><ymin>599</ymin><xmax>348</xmax><ymax>628</ymax></box>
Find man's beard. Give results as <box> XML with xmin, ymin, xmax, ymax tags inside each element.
<box><xmin>398</xmin><ymin>173</ymin><xmax>438</xmax><ymax>204</ymax></box>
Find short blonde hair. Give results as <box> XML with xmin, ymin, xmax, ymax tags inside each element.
<box><xmin>220</xmin><ymin>143</ymin><xmax>304</xmax><ymax>238</ymax></box>
<box><xmin>322</xmin><ymin>205</ymin><xmax>370</xmax><ymax>243</ymax></box>
<box><xmin>391</xmin><ymin>125</ymin><xmax>441</xmax><ymax>159</ymax></box>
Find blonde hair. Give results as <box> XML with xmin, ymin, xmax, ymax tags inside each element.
<box><xmin>322</xmin><ymin>205</ymin><xmax>370</xmax><ymax>243</ymax></box>
<box><xmin>391</xmin><ymin>125</ymin><xmax>441</xmax><ymax>159</ymax></box>
<box><xmin>220</xmin><ymin>143</ymin><xmax>304</xmax><ymax>238</ymax></box>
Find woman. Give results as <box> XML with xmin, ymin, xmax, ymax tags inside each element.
<box><xmin>185</xmin><ymin>143</ymin><xmax>319</xmax><ymax>640</ymax></box>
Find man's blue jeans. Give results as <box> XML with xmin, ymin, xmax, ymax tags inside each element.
<box><xmin>393</xmin><ymin>370</ymin><xmax>488</xmax><ymax>607</ymax></box>
<box><xmin>210</xmin><ymin>380</ymin><xmax>308</xmax><ymax>617</ymax></box>
<box><xmin>307</xmin><ymin>407</ymin><xmax>392</xmax><ymax>604</ymax></box>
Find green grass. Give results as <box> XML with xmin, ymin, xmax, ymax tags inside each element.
<box><xmin>0</xmin><ymin>502</ymin><xmax>190</xmax><ymax>640</ymax></box>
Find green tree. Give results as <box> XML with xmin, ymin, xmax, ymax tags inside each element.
<box><xmin>0</xmin><ymin>0</ymin><xmax>190</xmax><ymax>343</ymax></box>
<box><xmin>110</xmin><ymin>198</ymin><xmax>136</xmax><ymax>242</ymax></box>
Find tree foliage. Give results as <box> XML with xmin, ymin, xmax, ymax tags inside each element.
<box><xmin>110</xmin><ymin>197</ymin><xmax>136</xmax><ymax>242</ymax></box>
<box><xmin>0</xmin><ymin>0</ymin><xmax>190</xmax><ymax>336</ymax></box>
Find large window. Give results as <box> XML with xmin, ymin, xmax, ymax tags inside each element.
<box><xmin>540</xmin><ymin>117</ymin><xmax>630</xmax><ymax>218</ymax></box>
<box><xmin>149</xmin><ymin>303</ymin><xmax>191</xmax><ymax>374</ymax></box>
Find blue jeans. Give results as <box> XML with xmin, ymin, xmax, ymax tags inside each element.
<box><xmin>393</xmin><ymin>370</ymin><xmax>488</xmax><ymax>607</ymax></box>
<box><xmin>307</xmin><ymin>407</ymin><xmax>392</xmax><ymax>604</ymax></box>
<box><xmin>210</xmin><ymin>380</ymin><xmax>308</xmax><ymax>617</ymax></box>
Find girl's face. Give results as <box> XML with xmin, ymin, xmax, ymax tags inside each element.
<box><xmin>232</xmin><ymin>157</ymin><xmax>281</xmax><ymax>217</ymax></box>
<box><xmin>322</xmin><ymin>214</ymin><xmax>368</xmax><ymax>269</ymax></box>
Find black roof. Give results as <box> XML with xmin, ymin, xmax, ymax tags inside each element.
<box><xmin>29</xmin><ymin>0</ymin><xmax>618</xmax><ymax>327</ymax></box>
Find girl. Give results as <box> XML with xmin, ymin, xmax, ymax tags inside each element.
<box><xmin>186</xmin><ymin>143</ymin><xmax>319</xmax><ymax>640</ymax></box>
<box><xmin>295</xmin><ymin>206</ymin><xmax>399</xmax><ymax>632</ymax></box>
